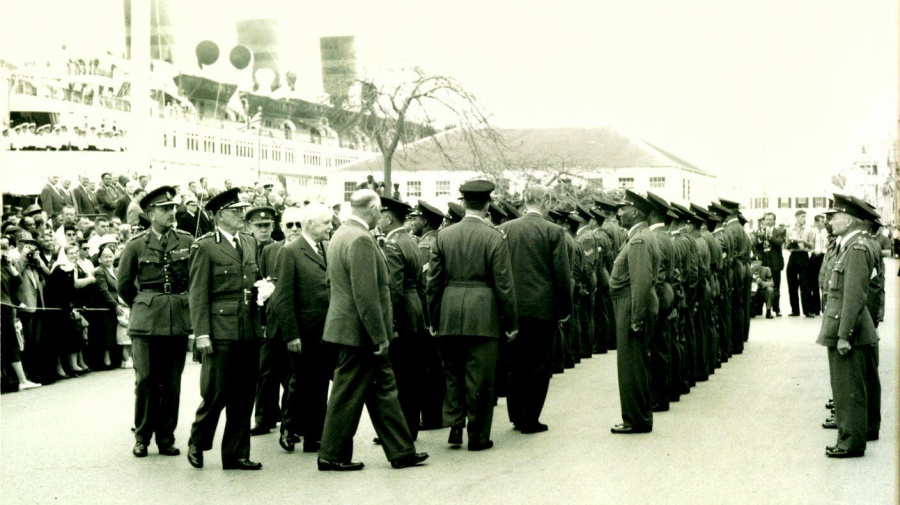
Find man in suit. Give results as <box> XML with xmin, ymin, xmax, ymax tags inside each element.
<box><xmin>14</xmin><ymin>231</ymin><xmax>51</xmax><ymax>384</ymax></box>
<box><xmin>126</xmin><ymin>187</ymin><xmax>146</xmax><ymax>227</ymax></box>
<box><xmin>71</xmin><ymin>175</ymin><xmax>97</xmax><ymax>216</ymax></box>
<box><xmin>755</xmin><ymin>212</ymin><xmax>785</xmax><ymax>315</ymax></box>
<box><xmin>117</xmin><ymin>186</ymin><xmax>194</xmax><ymax>458</ymax></box>
<box><xmin>817</xmin><ymin>194</ymin><xmax>880</xmax><ymax>458</ymax></box>
<box><xmin>498</xmin><ymin>184</ymin><xmax>571</xmax><ymax>434</ymax></box>
<box><xmin>426</xmin><ymin>181</ymin><xmax>517</xmax><ymax>451</ymax></box>
<box><xmin>317</xmin><ymin>189</ymin><xmax>428</xmax><ymax>471</ymax></box>
<box><xmin>39</xmin><ymin>175</ymin><xmax>66</xmax><ymax>219</ymax></box>
<box><xmin>187</xmin><ymin>188</ymin><xmax>264</xmax><ymax>471</ymax></box>
<box><xmin>271</xmin><ymin>204</ymin><xmax>332</xmax><ymax>454</ymax></box>
<box><xmin>175</xmin><ymin>193</ymin><xmax>214</xmax><ymax>238</ymax></box>
<box><xmin>377</xmin><ymin>197</ymin><xmax>426</xmax><ymax>441</ymax></box>
<box><xmin>610</xmin><ymin>190</ymin><xmax>660</xmax><ymax>434</ymax></box>
<box><xmin>95</xmin><ymin>173</ymin><xmax>121</xmax><ymax>218</ymax></box>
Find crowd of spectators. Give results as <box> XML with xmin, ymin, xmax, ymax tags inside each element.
<box><xmin>3</xmin><ymin>123</ymin><xmax>126</xmax><ymax>151</ymax></box>
<box><xmin>0</xmin><ymin>171</ymin><xmax>293</xmax><ymax>393</ymax></box>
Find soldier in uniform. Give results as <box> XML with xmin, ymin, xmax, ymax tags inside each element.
<box><xmin>247</xmin><ymin>206</ymin><xmax>287</xmax><ymax>437</ymax></box>
<box><xmin>427</xmin><ymin>180</ymin><xmax>518</xmax><ymax>450</ymax></box>
<box><xmin>565</xmin><ymin>212</ymin><xmax>591</xmax><ymax>367</ymax></box>
<box><xmin>117</xmin><ymin>186</ymin><xmax>193</xmax><ymax>458</ymax></box>
<box><xmin>669</xmin><ymin>203</ymin><xmax>700</xmax><ymax>391</ymax></box>
<box><xmin>572</xmin><ymin>205</ymin><xmax>598</xmax><ymax>360</ymax></box>
<box><xmin>446</xmin><ymin>202</ymin><xmax>465</xmax><ymax>225</ymax></box>
<box><xmin>377</xmin><ymin>196</ymin><xmax>426</xmax><ymax>442</ymax></box>
<box><xmin>718</xmin><ymin>199</ymin><xmax>752</xmax><ymax>353</ymax></box>
<box><xmin>186</xmin><ymin>188</ymin><xmax>264</xmax><ymax>471</ymax></box>
<box><xmin>548</xmin><ymin>208</ymin><xmax>579</xmax><ymax>370</ymax></box>
<box><xmin>817</xmin><ymin>194</ymin><xmax>880</xmax><ymax>458</ymax></box>
<box><xmin>595</xmin><ymin>197</ymin><xmax>625</xmax><ymax>351</ymax></box>
<box><xmin>414</xmin><ymin>200</ymin><xmax>449</xmax><ymax>429</ymax></box>
<box><xmin>645</xmin><ymin>193</ymin><xmax>676</xmax><ymax>412</ymax></box>
<box><xmin>610</xmin><ymin>191</ymin><xmax>659</xmax><ymax>434</ymax></box>
<box><xmin>488</xmin><ymin>202</ymin><xmax>508</xmax><ymax>227</ymax></box>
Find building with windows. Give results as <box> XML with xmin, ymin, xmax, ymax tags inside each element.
<box><xmin>327</xmin><ymin>127</ymin><xmax>717</xmax><ymax>208</ymax></box>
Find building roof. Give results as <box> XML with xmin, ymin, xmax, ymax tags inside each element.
<box><xmin>333</xmin><ymin>127</ymin><xmax>714</xmax><ymax>177</ymax></box>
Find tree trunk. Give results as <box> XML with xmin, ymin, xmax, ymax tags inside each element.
<box><xmin>383</xmin><ymin>152</ymin><xmax>393</xmax><ymax>198</ymax></box>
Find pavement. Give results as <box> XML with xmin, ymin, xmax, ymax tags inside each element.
<box><xmin>2</xmin><ymin>259</ymin><xmax>898</xmax><ymax>505</ymax></box>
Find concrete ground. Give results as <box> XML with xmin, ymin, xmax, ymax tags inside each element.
<box><xmin>2</xmin><ymin>260</ymin><xmax>898</xmax><ymax>505</ymax></box>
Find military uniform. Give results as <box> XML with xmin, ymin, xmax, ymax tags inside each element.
<box><xmin>117</xmin><ymin>187</ymin><xmax>193</xmax><ymax>455</ymax></box>
<box><xmin>187</xmin><ymin>189</ymin><xmax>263</xmax><ymax>468</ymax></box>
<box><xmin>381</xmin><ymin>199</ymin><xmax>427</xmax><ymax>440</ymax></box>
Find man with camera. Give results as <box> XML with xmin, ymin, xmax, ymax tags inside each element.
<box><xmin>754</xmin><ymin>212</ymin><xmax>785</xmax><ymax>315</ymax></box>
<box><xmin>785</xmin><ymin>210</ymin><xmax>817</xmax><ymax>317</ymax></box>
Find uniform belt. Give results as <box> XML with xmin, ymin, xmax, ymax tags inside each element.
<box><xmin>140</xmin><ymin>283</ymin><xmax>186</xmax><ymax>294</ymax></box>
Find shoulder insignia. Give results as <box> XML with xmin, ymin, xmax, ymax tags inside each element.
<box><xmin>418</xmin><ymin>242</ymin><xmax>432</xmax><ymax>250</ymax></box>
<box><xmin>196</xmin><ymin>232</ymin><xmax>215</xmax><ymax>241</ymax></box>
<box><xmin>631</xmin><ymin>238</ymin><xmax>645</xmax><ymax>245</ymax></box>
<box><xmin>851</xmin><ymin>244</ymin><xmax>867</xmax><ymax>252</ymax></box>
<box><xmin>385</xmin><ymin>241</ymin><xmax>401</xmax><ymax>253</ymax></box>
<box><xmin>128</xmin><ymin>230</ymin><xmax>149</xmax><ymax>242</ymax></box>
<box><xmin>174</xmin><ymin>228</ymin><xmax>192</xmax><ymax>237</ymax></box>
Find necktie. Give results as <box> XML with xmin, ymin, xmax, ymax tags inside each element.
<box><xmin>160</xmin><ymin>231</ymin><xmax>169</xmax><ymax>251</ymax></box>
<box><xmin>317</xmin><ymin>242</ymin><xmax>327</xmax><ymax>266</ymax></box>
<box><xmin>234</xmin><ymin>237</ymin><xmax>243</xmax><ymax>261</ymax></box>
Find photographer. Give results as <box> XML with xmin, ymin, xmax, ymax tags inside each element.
<box><xmin>14</xmin><ymin>232</ymin><xmax>53</xmax><ymax>383</ymax></box>
<box><xmin>753</xmin><ymin>212</ymin><xmax>785</xmax><ymax>315</ymax></box>
<box><xmin>749</xmin><ymin>258</ymin><xmax>775</xmax><ymax>318</ymax></box>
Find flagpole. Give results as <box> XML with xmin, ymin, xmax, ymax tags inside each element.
<box><xmin>256</xmin><ymin>106</ymin><xmax>262</xmax><ymax>182</ymax></box>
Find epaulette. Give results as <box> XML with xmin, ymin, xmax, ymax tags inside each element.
<box><xmin>851</xmin><ymin>244</ymin><xmax>867</xmax><ymax>252</ymax></box>
<box><xmin>128</xmin><ymin>230</ymin><xmax>149</xmax><ymax>242</ymax></box>
<box><xmin>196</xmin><ymin>232</ymin><xmax>215</xmax><ymax>241</ymax></box>
<box><xmin>384</xmin><ymin>241</ymin><xmax>401</xmax><ymax>253</ymax></box>
<box><xmin>174</xmin><ymin>228</ymin><xmax>192</xmax><ymax>237</ymax></box>
<box><xmin>631</xmin><ymin>238</ymin><xmax>645</xmax><ymax>245</ymax></box>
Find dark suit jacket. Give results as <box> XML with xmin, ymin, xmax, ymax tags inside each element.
<box><xmin>427</xmin><ymin>215</ymin><xmax>518</xmax><ymax>337</ymax></box>
<box><xmin>498</xmin><ymin>212</ymin><xmax>572</xmax><ymax>321</ymax></box>
<box><xmin>72</xmin><ymin>185</ymin><xmax>97</xmax><ymax>215</ymax></box>
<box><xmin>322</xmin><ymin>219</ymin><xmax>392</xmax><ymax>348</ymax></box>
<box><xmin>271</xmin><ymin>238</ymin><xmax>330</xmax><ymax>345</ymax></box>
<box><xmin>95</xmin><ymin>184</ymin><xmax>120</xmax><ymax>216</ymax></box>
<box><xmin>755</xmin><ymin>226</ymin><xmax>785</xmax><ymax>272</ymax></box>
<box><xmin>40</xmin><ymin>184</ymin><xmax>65</xmax><ymax>217</ymax></box>
<box><xmin>259</xmin><ymin>240</ymin><xmax>284</xmax><ymax>338</ymax></box>
<box><xmin>188</xmin><ymin>230</ymin><xmax>261</xmax><ymax>341</ymax></box>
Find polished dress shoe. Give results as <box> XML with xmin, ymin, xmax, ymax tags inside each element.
<box><xmin>448</xmin><ymin>426</ymin><xmax>463</xmax><ymax>446</ymax></box>
<box><xmin>249</xmin><ymin>425</ymin><xmax>273</xmax><ymax>436</ymax></box>
<box><xmin>158</xmin><ymin>445</ymin><xmax>180</xmax><ymax>456</ymax></box>
<box><xmin>391</xmin><ymin>452</ymin><xmax>429</xmax><ymax>469</ymax></box>
<box><xmin>651</xmin><ymin>403</ymin><xmax>670</xmax><ymax>413</ymax></box>
<box><xmin>611</xmin><ymin>424</ymin><xmax>652</xmax><ymax>434</ymax></box>
<box><xmin>467</xmin><ymin>441</ymin><xmax>494</xmax><ymax>451</ymax></box>
<box><xmin>223</xmin><ymin>458</ymin><xmax>262</xmax><ymax>470</ymax></box>
<box><xmin>187</xmin><ymin>445</ymin><xmax>204</xmax><ymax>469</ymax></box>
<box><xmin>867</xmin><ymin>431</ymin><xmax>879</xmax><ymax>441</ymax></box>
<box><xmin>825</xmin><ymin>446</ymin><xmax>864</xmax><ymax>458</ymax></box>
<box><xmin>302</xmin><ymin>440</ymin><xmax>321</xmax><ymax>453</ymax></box>
<box><xmin>822</xmin><ymin>418</ymin><xmax>837</xmax><ymax>429</ymax></box>
<box><xmin>133</xmin><ymin>442</ymin><xmax>148</xmax><ymax>458</ymax></box>
<box><xmin>519</xmin><ymin>422</ymin><xmax>549</xmax><ymax>434</ymax></box>
<box><xmin>788</xmin><ymin>313</ymin><xmax>800</xmax><ymax>317</ymax></box>
<box><xmin>317</xmin><ymin>459</ymin><xmax>364</xmax><ymax>471</ymax></box>
<box><xmin>279</xmin><ymin>431</ymin><xmax>296</xmax><ymax>452</ymax></box>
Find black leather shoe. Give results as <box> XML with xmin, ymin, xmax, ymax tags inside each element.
<box><xmin>223</xmin><ymin>458</ymin><xmax>262</xmax><ymax>470</ymax></box>
<box><xmin>250</xmin><ymin>425</ymin><xmax>273</xmax><ymax>436</ymax></box>
<box><xmin>187</xmin><ymin>445</ymin><xmax>203</xmax><ymax>469</ymax></box>
<box><xmin>822</xmin><ymin>418</ymin><xmax>837</xmax><ymax>429</ymax></box>
<box><xmin>317</xmin><ymin>459</ymin><xmax>364</xmax><ymax>471</ymax></box>
<box><xmin>519</xmin><ymin>422</ymin><xmax>549</xmax><ymax>434</ymax></box>
<box><xmin>448</xmin><ymin>426</ymin><xmax>463</xmax><ymax>446</ymax></box>
<box><xmin>133</xmin><ymin>442</ymin><xmax>148</xmax><ymax>458</ymax></box>
<box><xmin>158</xmin><ymin>445</ymin><xmax>180</xmax><ymax>456</ymax></box>
<box><xmin>302</xmin><ymin>440</ymin><xmax>321</xmax><ymax>453</ymax></box>
<box><xmin>867</xmin><ymin>431</ymin><xmax>879</xmax><ymax>441</ymax></box>
<box><xmin>279</xmin><ymin>431</ymin><xmax>296</xmax><ymax>452</ymax></box>
<box><xmin>468</xmin><ymin>441</ymin><xmax>494</xmax><ymax>451</ymax></box>
<box><xmin>788</xmin><ymin>313</ymin><xmax>800</xmax><ymax>317</ymax></box>
<box><xmin>391</xmin><ymin>452</ymin><xmax>429</xmax><ymax>469</ymax></box>
<box><xmin>825</xmin><ymin>446</ymin><xmax>864</xmax><ymax>458</ymax></box>
<box><xmin>651</xmin><ymin>403</ymin><xmax>670</xmax><ymax>412</ymax></box>
<box><xmin>611</xmin><ymin>424</ymin><xmax>652</xmax><ymax>434</ymax></box>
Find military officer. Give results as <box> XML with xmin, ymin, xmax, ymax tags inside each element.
<box><xmin>668</xmin><ymin>203</ymin><xmax>700</xmax><ymax>391</ymax></box>
<box><xmin>186</xmin><ymin>188</ymin><xmax>264</xmax><ymax>471</ymax></box>
<box><xmin>378</xmin><ymin>196</ymin><xmax>427</xmax><ymax>441</ymax></box>
<box><xmin>645</xmin><ymin>193</ymin><xmax>676</xmax><ymax>412</ymax></box>
<box><xmin>447</xmin><ymin>202</ymin><xmax>465</xmax><ymax>225</ymax></box>
<box><xmin>414</xmin><ymin>200</ymin><xmax>449</xmax><ymax>429</ymax></box>
<box><xmin>548</xmin><ymin>208</ymin><xmax>579</xmax><ymax>370</ymax></box>
<box><xmin>595</xmin><ymin>197</ymin><xmax>625</xmax><ymax>351</ymax></box>
<box><xmin>610</xmin><ymin>190</ymin><xmax>660</xmax><ymax>434</ymax></box>
<box><xmin>488</xmin><ymin>202</ymin><xmax>508</xmax><ymax>227</ymax></box>
<box><xmin>427</xmin><ymin>180</ymin><xmax>518</xmax><ymax>450</ymax></box>
<box><xmin>818</xmin><ymin>194</ymin><xmax>881</xmax><ymax>458</ymax></box>
<box><xmin>117</xmin><ymin>186</ymin><xmax>193</xmax><ymax>458</ymax></box>
<box><xmin>572</xmin><ymin>205</ymin><xmax>598</xmax><ymax>360</ymax></box>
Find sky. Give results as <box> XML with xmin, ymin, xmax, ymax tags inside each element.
<box><xmin>2</xmin><ymin>0</ymin><xmax>898</xmax><ymax>192</ymax></box>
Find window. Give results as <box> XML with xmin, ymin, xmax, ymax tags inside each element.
<box><xmin>795</xmin><ymin>197</ymin><xmax>809</xmax><ymax>209</ymax></box>
<box><xmin>436</xmin><ymin>180</ymin><xmax>450</xmax><ymax>197</ymax></box>
<box><xmin>619</xmin><ymin>177</ymin><xmax>634</xmax><ymax>189</ymax></box>
<box><xmin>753</xmin><ymin>197</ymin><xmax>769</xmax><ymax>209</ymax></box>
<box><xmin>649</xmin><ymin>176</ymin><xmax>665</xmax><ymax>188</ymax></box>
<box><xmin>812</xmin><ymin>197</ymin><xmax>826</xmax><ymax>208</ymax></box>
<box><xmin>682</xmin><ymin>179</ymin><xmax>691</xmax><ymax>200</ymax></box>
<box><xmin>407</xmin><ymin>181</ymin><xmax>422</xmax><ymax>198</ymax></box>
<box><xmin>185</xmin><ymin>133</ymin><xmax>199</xmax><ymax>151</ymax></box>
<box><xmin>343</xmin><ymin>181</ymin><xmax>356</xmax><ymax>202</ymax></box>
<box><xmin>778</xmin><ymin>197</ymin><xmax>792</xmax><ymax>209</ymax></box>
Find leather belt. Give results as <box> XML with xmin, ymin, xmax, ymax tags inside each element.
<box><xmin>140</xmin><ymin>283</ymin><xmax>186</xmax><ymax>294</ymax></box>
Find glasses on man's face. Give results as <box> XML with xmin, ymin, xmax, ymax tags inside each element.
<box><xmin>283</xmin><ymin>222</ymin><xmax>301</xmax><ymax>230</ymax></box>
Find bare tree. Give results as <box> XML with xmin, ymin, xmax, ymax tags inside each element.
<box><xmin>326</xmin><ymin>66</ymin><xmax>504</xmax><ymax>191</ymax></box>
